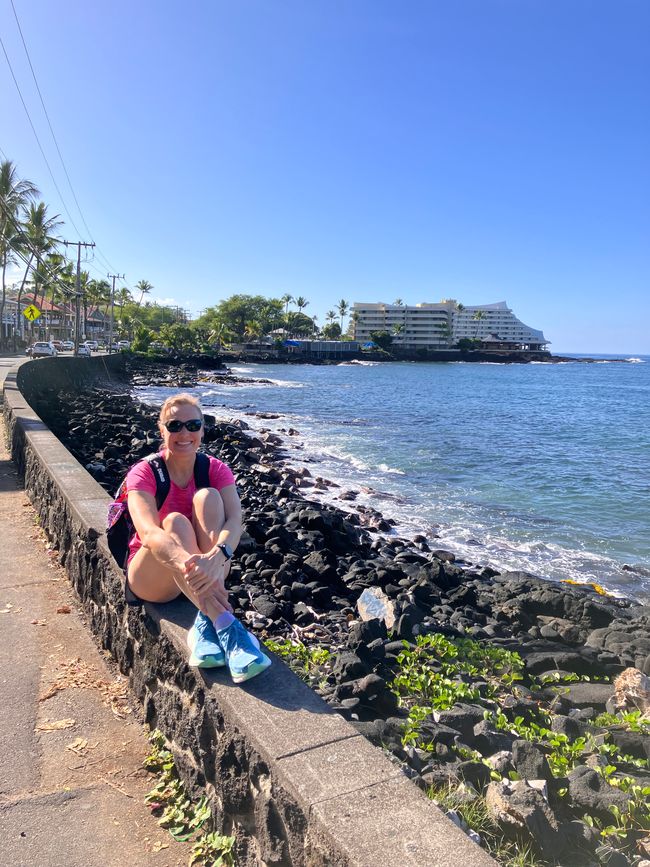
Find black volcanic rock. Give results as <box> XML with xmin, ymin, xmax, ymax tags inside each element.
<box><xmin>29</xmin><ymin>361</ymin><xmax>650</xmax><ymax>867</ymax></box>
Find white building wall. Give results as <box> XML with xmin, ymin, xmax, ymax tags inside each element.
<box><xmin>353</xmin><ymin>302</ymin><xmax>454</xmax><ymax>349</ymax></box>
<box><xmin>452</xmin><ymin>302</ymin><xmax>548</xmax><ymax>346</ymax></box>
<box><xmin>353</xmin><ymin>300</ymin><xmax>548</xmax><ymax>349</ymax></box>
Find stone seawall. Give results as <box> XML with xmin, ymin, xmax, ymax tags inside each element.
<box><xmin>3</xmin><ymin>356</ymin><xmax>495</xmax><ymax>867</ymax></box>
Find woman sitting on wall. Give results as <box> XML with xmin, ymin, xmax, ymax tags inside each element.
<box><xmin>125</xmin><ymin>393</ymin><xmax>270</xmax><ymax>683</ymax></box>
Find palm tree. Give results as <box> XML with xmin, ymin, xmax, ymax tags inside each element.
<box><xmin>209</xmin><ymin>322</ymin><xmax>232</xmax><ymax>349</ymax></box>
<box><xmin>13</xmin><ymin>202</ymin><xmax>62</xmax><ymax>347</ymax></box>
<box><xmin>336</xmin><ymin>299</ymin><xmax>349</xmax><ymax>334</ymax></box>
<box><xmin>326</xmin><ymin>309</ymin><xmax>336</xmax><ymax>327</ymax></box>
<box><xmin>435</xmin><ymin>320</ymin><xmax>453</xmax><ymax>347</ymax></box>
<box><xmin>472</xmin><ymin>309</ymin><xmax>486</xmax><ymax>338</ymax></box>
<box><xmin>294</xmin><ymin>295</ymin><xmax>308</xmax><ymax>315</ymax></box>
<box><xmin>28</xmin><ymin>253</ymin><xmax>67</xmax><ymax>340</ymax></box>
<box><xmin>281</xmin><ymin>293</ymin><xmax>293</xmax><ymax>318</ymax></box>
<box><xmin>118</xmin><ymin>312</ymin><xmax>134</xmax><ymax>340</ymax></box>
<box><xmin>116</xmin><ymin>286</ymin><xmax>132</xmax><ymax>319</ymax></box>
<box><xmin>244</xmin><ymin>320</ymin><xmax>261</xmax><ymax>343</ymax></box>
<box><xmin>86</xmin><ymin>278</ymin><xmax>111</xmax><ymax>339</ymax></box>
<box><xmin>0</xmin><ymin>160</ymin><xmax>38</xmax><ymax>348</ymax></box>
<box><xmin>448</xmin><ymin>301</ymin><xmax>465</xmax><ymax>346</ymax></box>
<box><xmin>349</xmin><ymin>310</ymin><xmax>360</xmax><ymax>339</ymax></box>
<box><xmin>135</xmin><ymin>278</ymin><xmax>153</xmax><ymax>306</ymax></box>
<box><xmin>394</xmin><ymin>298</ymin><xmax>403</xmax><ymax>306</ymax></box>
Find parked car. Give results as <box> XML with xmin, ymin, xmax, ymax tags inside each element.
<box><xmin>76</xmin><ymin>344</ymin><xmax>91</xmax><ymax>357</ymax></box>
<box><xmin>117</xmin><ymin>340</ymin><xmax>130</xmax><ymax>349</ymax></box>
<box><xmin>52</xmin><ymin>340</ymin><xmax>63</xmax><ymax>351</ymax></box>
<box><xmin>31</xmin><ymin>341</ymin><xmax>57</xmax><ymax>358</ymax></box>
<box><xmin>84</xmin><ymin>340</ymin><xmax>99</xmax><ymax>351</ymax></box>
<box><xmin>61</xmin><ymin>340</ymin><xmax>74</xmax><ymax>351</ymax></box>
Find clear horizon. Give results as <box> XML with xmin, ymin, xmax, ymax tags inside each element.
<box><xmin>1</xmin><ymin>1</ymin><xmax>648</xmax><ymax>354</ymax></box>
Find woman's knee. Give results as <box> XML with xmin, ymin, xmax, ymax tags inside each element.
<box><xmin>193</xmin><ymin>487</ymin><xmax>225</xmax><ymax>523</ymax></box>
<box><xmin>161</xmin><ymin>511</ymin><xmax>193</xmax><ymax>533</ymax></box>
<box><xmin>193</xmin><ymin>486</ymin><xmax>224</xmax><ymax>510</ymax></box>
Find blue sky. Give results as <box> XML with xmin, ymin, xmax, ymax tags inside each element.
<box><xmin>1</xmin><ymin>0</ymin><xmax>648</xmax><ymax>353</ymax></box>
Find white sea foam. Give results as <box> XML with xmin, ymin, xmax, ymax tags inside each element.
<box><xmin>218</xmin><ymin>376</ymin><xmax>305</xmax><ymax>389</ymax></box>
<box><xmin>627</xmin><ymin>357</ymin><xmax>644</xmax><ymax>363</ymax></box>
<box><xmin>134</xmin><ymin>363</ymin><xmax>650</xmax><ymax>602</ymax></box>
<box><xmin>377</xmin><ymin>463</ymin><xmax>406</xmax><ymax>475</ymax></box>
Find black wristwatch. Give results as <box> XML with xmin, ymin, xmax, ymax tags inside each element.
<box><xmin>217</xmin><ymin>543</ymin><xmax>233</xmax><ymax>560</ymax></box>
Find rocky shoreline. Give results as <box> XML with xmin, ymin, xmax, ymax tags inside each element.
<box><xmin>145</xmin><ymin>349</ymin><xmax>634</xmax><ymax>367</ymax></box>
<box><xmin>29</xmin><ymin>358</ymin><xmax>650</xmax><ymax>867</ymax></box>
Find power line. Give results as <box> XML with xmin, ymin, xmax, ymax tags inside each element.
<box><xmin>9</xmin><ymin>0</ymin><xmax>97</xmax><ymax>243</ymax></box>
<box><xmin>1</xmin><ymin>12</ymin><xmax>120</xmax><ymax>278</ymax></box>
<box><xmin>0</xmin><ymin>33</ymin><xmax>85</xmax><ymax>239</ymax></box>
<box><xmin>0</xmin><ymin>198</ymin><xmax>77</xmax><ymax>299</ymax></box>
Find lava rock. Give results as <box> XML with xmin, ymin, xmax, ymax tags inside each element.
<box><xmin>512</xmin><ymin>740</ymin><xmax>553</xmax><ymax>781</ymax></box>
<box><xmin>567</xmin><ymin>766</ymin><xmax>632</xmax><ymax>820</ymax></box>
<box><xmin>485</xmin><ymin>780</ymin><xmax>566</xmax><ymax>860</ymax></box>
<box><xmin>331</xmin><ymin>652</ymin><xmax>369</xmax><ymax>681</ymax></box>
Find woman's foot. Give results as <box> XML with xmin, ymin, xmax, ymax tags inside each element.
<box><xmin>215</xmin><ymin>620</ymin><xmax>271</xmax><ymax>683</ymax></box>
<box><xmin>187</xmin><ymin>611</ymin><xmax>226</xmax><ymax>668</ymax></box>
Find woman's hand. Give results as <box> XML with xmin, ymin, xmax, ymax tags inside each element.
<box><xmin>183</xmin><ymin>553</ymin><xmax>232</xmax><ymax>610</ymax></box>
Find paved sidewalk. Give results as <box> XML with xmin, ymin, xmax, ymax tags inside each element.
<box><xmin>1</xmin><ymin>359</ymin><xmax>191</xmax><ymax>867</ymax></box>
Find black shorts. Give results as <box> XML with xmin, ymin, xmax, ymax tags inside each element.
<box><xmin>124</xmin><ymin>568</ymin><xmax>145</xmax><ymax>606</ymax></box>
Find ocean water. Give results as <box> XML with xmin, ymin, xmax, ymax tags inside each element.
<box><xmin>134</xmin><ymin>355</ymin><xmax>650</xmax><ymax>601</ymax></box>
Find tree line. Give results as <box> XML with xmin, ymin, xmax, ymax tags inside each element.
<box><xmin>1</xmin><ymin>158</ymin><xmax>355</xmax><ymax>353</ymax></box>
<box><xmin>193</xmin><ymin>295</ymin><xmax>354</xmax><ymax>347</ymax></box>
<box><xmin>0</xmin><ymin>158</ymin><xmax>180</xmax><ymax>350</ymax></box>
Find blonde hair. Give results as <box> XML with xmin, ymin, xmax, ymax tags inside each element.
<box><xmin>158</xmin><ymin>393</ymin><xmax>203</xmax><ymax>424</ymax></box>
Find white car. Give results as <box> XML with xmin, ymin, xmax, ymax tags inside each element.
<box><xmin>31</xmin><ymin>341</ymin><xmax>57</xmax><ymax>358</ymax></box>
<box><xmin>76</xmin><ymin>344</ymin><xmax>91</xmax><ymax>357</ymax></box>
<box><xmin>61</xmin><ymin>340</ymin><xmax>74</xmax><ymax>351</ymax></box>
<box><xmin>117</xmin><ymin>340</ymin><xmax>130</xmax><ymax>350</ymax></box>
<box><xmin>84</xmin><ymin>340</ymin><xmax>99</xmax><ymax>351</ymax></box>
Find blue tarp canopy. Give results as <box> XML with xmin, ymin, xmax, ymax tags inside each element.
<box><xmin>283</xmin><ymin>339</ymin><xmax>301</xmax><ymax>347</ymax></box>
<box><xmin>362</xmin><ymin>341</ymin><xmax>377</xmax><ymax>349</ymax></box>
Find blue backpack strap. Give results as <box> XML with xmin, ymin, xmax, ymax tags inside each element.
<box><xmin>193</xmin><ymin>452</ymin><xmax>211</xmax><ymax>490</ymax></box>
<box><xmin>146</xmin><ymin>454</ymin><xmax>171</xmax><ymax>509</ymax></box>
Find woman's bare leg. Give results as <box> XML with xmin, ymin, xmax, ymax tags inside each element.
<box><xmin>192</xmin><ymin>487</ymin><xmax>225</xmax><ymax>552</ymax></box>
<box><xmin>191</xmin><ymin>488</ymin><xmax>232</xmax><ymax>606</ymax></box>
<box><xmin>127</xmin><ymin>510</ymin><xmax>228</xmax><ymax>620</ymax></box>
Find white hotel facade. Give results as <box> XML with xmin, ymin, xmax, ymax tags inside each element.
<box><xmin>352</xmin><ymin>300</ymin><xmax>549</xmax><ymax>351</ymax></box>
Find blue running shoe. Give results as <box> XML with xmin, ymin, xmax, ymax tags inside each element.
<box><xmin>216</xmin><ymin>620</ymin><xmax>271</xmax><ymax>683</ymax></box>
<box><xmin>187</xmin><ymin>611</ymin><xmax>225</xmax><ymax>668</ymax></box>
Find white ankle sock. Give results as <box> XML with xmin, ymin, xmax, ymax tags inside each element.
<box><xmin>214</xmin><ymin>611</ymin><xmax>235</xmax><ymax>631</ymax></box>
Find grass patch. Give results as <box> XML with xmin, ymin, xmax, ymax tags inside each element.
<box><xmin>388</xmin><ymin>631</ymin><xmax>650</xmax><ymax>864</ymax></box>
<box><xmin>263</xmin><ymin>637</ymin><xmax>330</xmax><ymax>686</ymax></box>
<box><xmin>390</xmin><ymin>633</ymin><xmax>524</xmax><ymax>751</ymax></box>
<box><xmin>144</xmin><ymin>729</ymin><xmax>236</xmax><ymax>865</ymax></box>
<box><xmin>427</xmin><ymin>783</ymin><xmax>542</xmax><ymax>867</ymax></box>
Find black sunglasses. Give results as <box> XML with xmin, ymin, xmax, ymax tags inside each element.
<box><xmin>163</xmin><ymin>419</ymin><xmax>203</xmax><ymax>432</ymax></box>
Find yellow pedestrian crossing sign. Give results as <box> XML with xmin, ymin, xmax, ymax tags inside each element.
<box><xmin>23</xmin><ymin>304</ymin><xmax>41</xmax><ymax>321</ymax></box>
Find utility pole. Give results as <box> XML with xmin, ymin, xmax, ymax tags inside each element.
<box><xmin>62</xmin><ymin>240</ymin><xmax>95</xmax><ymax>355</ymax></box>
<box><xmin>107</xmin><ymin>273</ymin><xmax>124</xmax><ymax>354</ymax></box>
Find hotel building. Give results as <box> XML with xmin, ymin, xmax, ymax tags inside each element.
<box><xmin>352</xmin><ymin>300</ymin><xmax>549</xmax><ymax>351</ymax></box>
